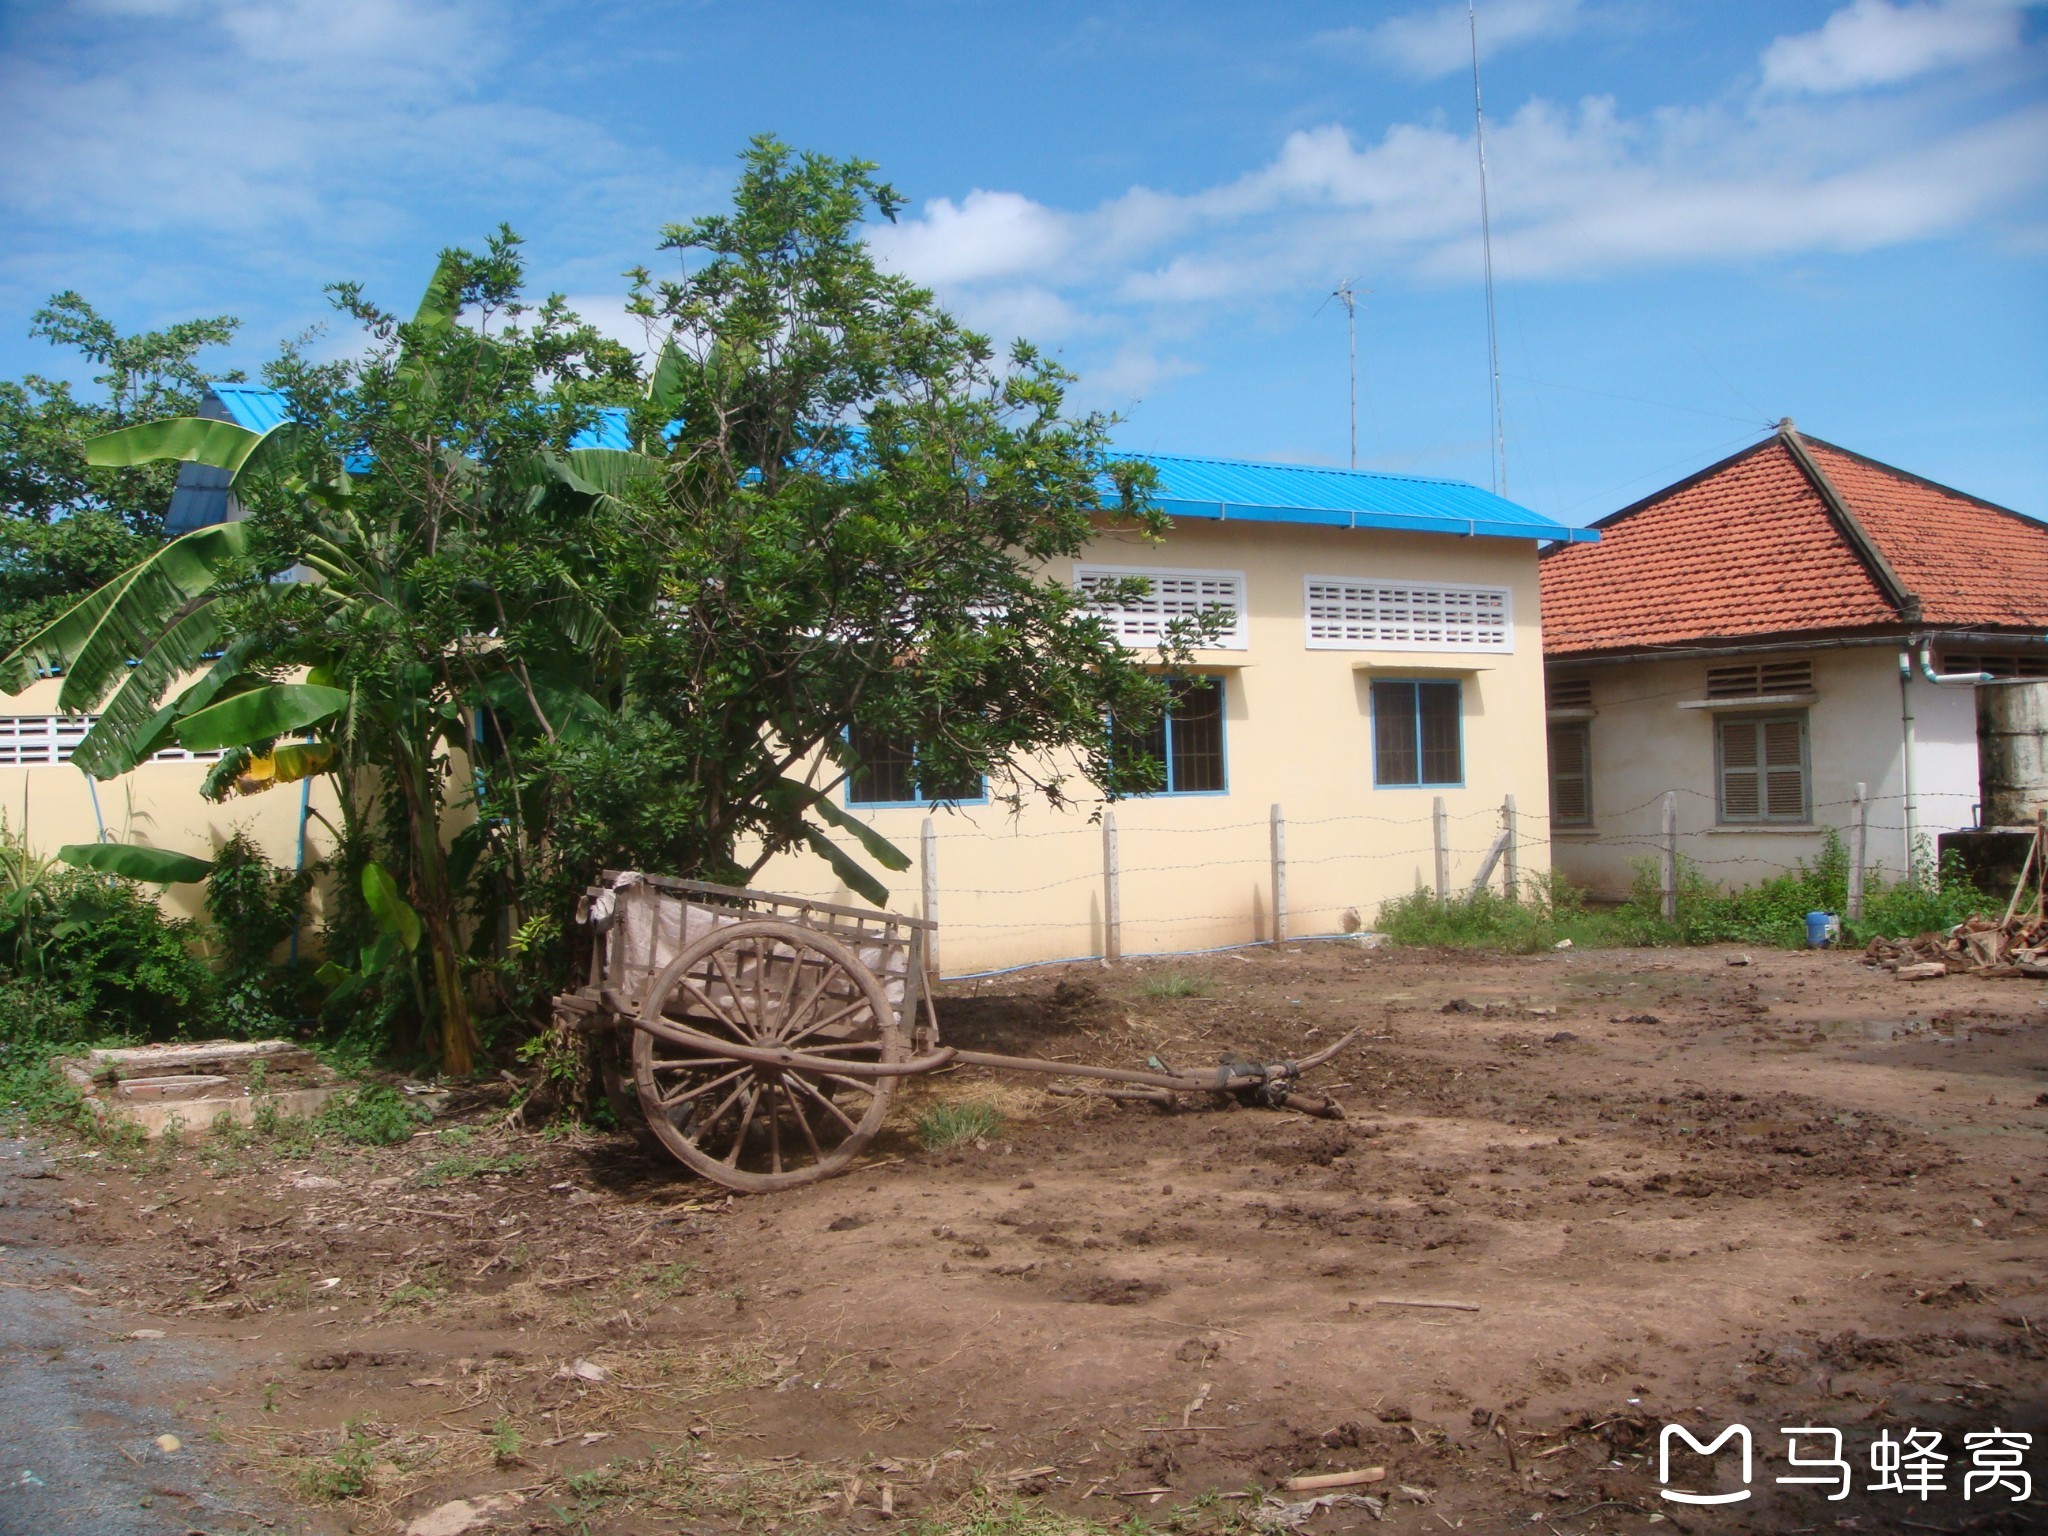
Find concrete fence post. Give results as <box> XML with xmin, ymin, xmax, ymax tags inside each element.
<box><xmin>1102</xmin><ymin>809</ymin><xmax>1121</xmax><ymax>964</ymax></box>
<box><xmin>1502</xmin><ymin>793</ymin><xmax>1519</xmax><ymax>901</ymax></box>
<box><xmin>920</xmin><ymin>815</ymin><xmax>939</xmax><ymax>976</ymax></box>
<box><xmin>1660</xmin><ymin>792</ymin><xmax>1679</xmax><ymax>925</ymax></box>
<box><xmin>1846</xmin><ymin>782</ymin><xmax>1867</xmax><ymax>924</ymax></box>
<box><xmin>1433</xmin><ymin>796</ymin><xmax>1450</xmax><ymax>906</ymax></box>
<box><xmin>1269</xmin><ymin>803</ymin><xmax>1288</xmax><ymax>944</ymax></box>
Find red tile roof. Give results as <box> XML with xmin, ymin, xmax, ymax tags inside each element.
<box><xmin>1540</xmin><ymin>431</ymin><xmax>2048</xmax><ymax>656</ymax></box>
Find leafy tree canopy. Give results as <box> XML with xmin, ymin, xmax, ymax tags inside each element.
<box><xmin>0</xmin><ymin>295</ymin><xmax>242</xmax><ymax>652</ymax></box>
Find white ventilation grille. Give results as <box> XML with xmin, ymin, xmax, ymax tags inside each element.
<box><xmin>0</xmin><ymin>716</ymin><xmax>226</xmax><ymax>767</ymax></box>
<box><xmin>1074</xmin><ymin>565</ymin><xmax>1247</xmax><ymax>650</ymax></box>
<box><xmin>1705</xmin><ymin>659</ymin><xmax>1814</xmax><ymax>699</ymax></box>
<box><xmin>1303</xmin><ymin>578</ymin><xmax>1512</xmax><ymax>652</ymax></box>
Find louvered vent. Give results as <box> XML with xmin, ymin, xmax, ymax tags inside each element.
<box><xmin>0</xmin><ymin>716</ymin><xmax>226</xmax><ymax>766</ymax></box>
<box><xmin>1942</xmin><ymin>654</ymin><xmax>2048</xmax><ymax>679</ymax></box>
<box><xmin>1547</xmin><ymin>722</ymin><xmax>1591</xmax><ymax>825</ymax></box>
<box><xmin>1705</xmin><ymin>659</ymin><xmax>1813</xmax><ymax>699</ymax></box>
<box><xmin>1304</xmin><ymin>579</ymin><xmax>1511</xmax><ymax>652</ymax></box>
<box><xmin>1075</xmin><ymin>565</ymin><xmax>1247</xmax><ymax>650</ymax></box>
<box><xmin>1548</xmin><ymin>676</ymin><xmax>1593</xmax><ymax>710</ymax></box>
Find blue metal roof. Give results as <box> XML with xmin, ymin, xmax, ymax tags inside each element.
<box><xmin>163</xmin><ymin>387</ymin><xmax>1594</xmax><ymax>544</ymax></box>
<box><xmin>209</xmin><ymin>383</ymin><xmax>297</xmax><ymax>436</ymax></box>
<box><xmin>1121</xmin><ymin>452</ymin><xmax>1596</xmax><ymax>544</ymax></box>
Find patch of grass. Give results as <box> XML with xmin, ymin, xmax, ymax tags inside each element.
<box><xmin>383</xmin><ymin>1263</ymin><xmax>450</xmax><ymax>1311</ymax></box>
<box><xmin>489</xmin><ymin>1418</ymin><xmax>522</xmax><ymax>1468</ymax></box>
<box><xmin>295</xmin><ymin>1420</ymin><xmax>378</xmax><ymax>1502</ymax></box>
<box><xmin>914</xmin><ymin>1100</ymin><xmax>1004</xmax><ymax>1151</ymax></box>
<box><xmin>314</xmin><ymin>1084</ymin><xmax>431</xmax><ymax>1145</ymax></box>
<box><xmin>628</xmin><ymin>1260</ymin><xmax>699</xmax><ymax>1300</ymax></box>
<box><xmin>1137</xmin><ymin>973</ymin><xmax>1208</xmax><ymax>999</ymax></box>
<box><xmin>414</xmin><ymin>1149</ymin><xmax>531</xmax><ymax>1186</ymax></box>
<box><xmin>1375</xmin><ymin>831</ymin><xmax>1997</xmax><ymax>954</ymax></box>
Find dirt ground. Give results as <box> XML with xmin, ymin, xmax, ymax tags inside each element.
<box><xmin>4</xmin><ymin>939</ymin><xmax>2046</xmax><ymax>1536</ymax></box>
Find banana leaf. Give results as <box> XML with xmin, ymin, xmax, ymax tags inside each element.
<box><xmin>361</xmin><ymin>861</ymin><xmax>422</xmax><ymax>952</ymax></box>
<box><xmin>84</xmin><ymin>417</ymin><xmax>265</xmax><ymax>476</ymax></box>
<box><xmin>797</xmin><ymin>823</ymin><xmax>890</xmax><ymax>908</ymax></box>
<box><xmin>58</xmin><ymin>843</ymin><xmax>213</xmax><ymax>885</ymax></box>
<box><xmin>0</xmin><ymin>521</ymin><xmax>248</xmax><ymax>702</ymax></box>
<box><xmin>766</xmin><ymin>778</ymin><xmax>911</xmax><ymax>871</ymax></box>
<box><xmin>174</xmin><ymin>683</ymin><xmax>348</xmax><ymax>752</ymax></box>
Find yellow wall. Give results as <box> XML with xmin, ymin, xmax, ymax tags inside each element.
<box><xmin>3</xmin><ymin>675</ymin><xmax>344</xmax><ymax>929</ymax></box>
<box><xmin>5</xmin><ymin>518</ymin><xmax>1555</xmax><ymax>974</ymax></box>
<box><xmin>753</xmin><ymin>518</ymin><xmax>1555</xmax><ymax>974</ymax></box>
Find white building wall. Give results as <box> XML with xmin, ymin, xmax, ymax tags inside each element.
<box><xmin>1549</xmin><ymin>645</ymin><xmax>1982</xmax><ymax>900</ymax></box>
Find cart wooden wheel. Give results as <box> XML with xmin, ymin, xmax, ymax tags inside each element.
<box><xmin>632</xmin><ymin>917</ymin><xmax>904</xmax><ymax>1192</ymax></box>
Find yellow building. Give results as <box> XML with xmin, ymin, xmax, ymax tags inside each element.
<box><xmin>753</xmin><ymin>453</ymin><xmax>1594</xmax><ymax>973</ymax></box>
<box><xmin>7</xmin><ymin>444</ymin><xmax>1591</xmax><ymax>973</ymax></box>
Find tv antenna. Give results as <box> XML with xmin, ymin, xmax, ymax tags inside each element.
<box><xmin>1468</xmin><ymin>0</ymin><xmax>1506</xmax><ymax>496</ymax></box>
<box><xmin>1329</xmin><ymin>279</ymin><xmax>1368</xmax><ymax>470</ymax></box>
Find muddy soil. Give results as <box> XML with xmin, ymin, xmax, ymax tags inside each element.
<box><xmin>3</xmin><ymin>941</ymin><xmax>2045</xmax><ymax>1535</ymax></box>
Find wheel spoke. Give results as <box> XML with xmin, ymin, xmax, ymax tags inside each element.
<box><xmin>766</xmin><ymin>1078</ymin><xmax>783</xmax><ymax>1174</ymax></box>
<box><xmin>709</xmin><ymin>949</ymin><xmax>759</xmax><ymax>1040</ymax></box>
<box><xmin>768</xmin><ymin>941</ymin><xmax>807</xmax><ymax>1040</ymax></box>
<box><xmin>780</xmin><ymin>1080</ymin><xmax>823</xmax><ymax>1160</ymax></box>
<box><xmin>664</xmin><ymin>974</ymin><xmax>750</xmax><ymax>1041</ymax></box>
<box><xmin>723</xmin><ymin>1083</ymin><xmax>761</xmax><ymax>1167</ymax></box>
<box><xmin>818</xmin><ymin>1071</ymin><xmax>880</xmax><ymax>1105</ymax></box>
<box><xmin>783</xmin><ymin>995</ymin><xmax>877</xmax><ymax>1049</ymax></box>
<box><xmin>656</xmin><ymin>1063</ymin><xmax>748</xmax><ymax>1109</ymax></box>
<box><xmin>775</xmin><ymin>957</ymin><xmax>838</xmax><ymax>1044</ymax></box>
<box><xmin>693</xmin><ymin>1074</ymin><xmax>754</xmax><ymax>1139</ymax></box>
<box><xmin>789</xmin><ymin>1073</ymin><xmax>861</xmax><ymax>1136</ymax></box>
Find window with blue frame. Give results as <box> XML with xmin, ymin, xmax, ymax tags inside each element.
<box><xmin>844</xmin><ymin>723</ymin><xmax>985</xmax><ymax>806</ymax></box>
<box><xmin>1371</xmin><ymin>679</ymin><xmax>1463</xmax><ymax>788</ymax></box>
<box><xmin>1114</xmin><ymin>676</ymin><xmax>1227</xmax><ymax>795</ymax></box>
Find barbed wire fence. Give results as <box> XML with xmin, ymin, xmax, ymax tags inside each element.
<box><xmin>813</xmin><ymin>785</ymin><xmax>1998</xmax><ymax>977</ymax></box>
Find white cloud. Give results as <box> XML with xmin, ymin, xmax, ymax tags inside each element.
<box><xmin>1325</xmin><ymin>0</ymin><xmax>1584</xmax><ymax>80</ymax></box>
<box><xmin>868</xmin><ymin>190</ymin><xmax>1074</xmax><ymax>285</ymax></box>
<box><xmin>0</xmin><ymin>0</ymin><xmax>618</xmax><ymax>241</ymax></box>
<box><xmin>1760</xmin><ymin>0</ymin><xmax>2028</xmax><ymax>95</ymax></box>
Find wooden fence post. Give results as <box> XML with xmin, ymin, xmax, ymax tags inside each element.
<box><xmin>1846</xmin><ymin>782</ymin><xmax>1867</xmax><ymax>924</ymax></box>
<box><xmin>1433</xmin><ymin>796</ymin><xmax>1450</xmax><ymax>906</ymax></box>
<box><xmin>1102</xmin><ymin>809</ymin><xmax>1121</xmax><ymax>964</ymax></box>
<box><xmin>1660</xmin><ymin>791</ymin><xmax>1678</xmax><ymax>924</ymax></box>
<box><xmin>1502</xmin><ymin>793</ymin><xmax>1518</xmax><ymax>901</ymax></box>
<box><xmin>920</xmin><ymin>815</ymin><xmax>939</xmax><ymax>976</ymax></box>
<box><xmin>1270</xmin><ymin>803</ymin><xmax>1288</xmax><ymax>944</ymax></box>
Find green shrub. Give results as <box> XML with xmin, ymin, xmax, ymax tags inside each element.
<box><xmin>0</xmin><ymin>978</ymin><xmax>96</xmax><ymax>1132</ymax></box>
<box><xmin>915</xmin><ymin>1100</ymin><xmax>1003</xmax><ymax>1150</ymax></box>
<box><xmin>1137</xmin><ymin>973</ymin><xmax>1208</xmax><ymax>999</ymax></box>
<box><xmin>42</xmin><ymin>872</ymin><xmax>211</xmax><ymax>1035</ymax></box>
<box><xmin>204</xmin><ymin>833</ymin><xmax>313</xmax><ymax>1037</ymax></box>
<box><xmin>314</xmin><ymin>1085</ymin><xmax>431</xmax><ymax>1145</ymax></box>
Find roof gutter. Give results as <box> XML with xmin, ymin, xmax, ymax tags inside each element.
<box><xmin>1547</xmin><ymin>629</ymin><xmax>2048</xmax><ymax>668</ymax></box>
<box><xmin>1909</xmin><ymin>638</ymin><xmax>1991</xmax><ymax>686</ymax></box>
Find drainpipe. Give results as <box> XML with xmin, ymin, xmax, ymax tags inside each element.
<box><xmin>1900</xmin><ymin>640</ymin><xmax>1994</xmax><ymax>879</ymax></box>
<box><xmin>1899</xmin><ymin>651</ymin><xmax>1916</xmax><ymax>876</ymax></box>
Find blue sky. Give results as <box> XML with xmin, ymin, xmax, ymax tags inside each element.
<box><xmin>2</xmin><ymin>0</ymin><xmax>2043</xmax><ymax>525</ymax></box>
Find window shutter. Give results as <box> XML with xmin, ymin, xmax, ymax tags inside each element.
<box><xmin>1719</xmin><ymin>719</ymin><xmax>1762</xmax><ymax>820</ymax></box>
<box><xmin>1548</xmin><ymin>723</ymin><xmax>1590</xmax><ymax>824</ymax></box>
<box><xmin>1762</xmin><ymin>716</ymin><xmax>1807</xmax><ymax>821</ymax></box>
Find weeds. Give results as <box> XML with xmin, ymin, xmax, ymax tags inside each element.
<box><xmin>915</xmin><ymin>1100</ymin><xmax>1003</xmax><ymax>1151</ymax></box>
<box><xmin>1376</xmin><ymin>831</ymin><xmax>1994</xmax><ymax>953</ymax></box>
<box><xmin>1137</xmin><ymin>973</ymin><xmax>1208</xmax><ymax>999</ymax></box>
<box><xmin>295</xmin><ymin>1420</ymin><xmax>379</xmax><ymax>1501</ymax></box>
<box><xmin>315</xmin><ymin>1085</ymin><xmax>431</xmax><ymax>1145</ymax></box>
<box><xmin>415</xmin><ymin>1150</ymin><xmax>531</xmax><ymax>1185</ymax></box>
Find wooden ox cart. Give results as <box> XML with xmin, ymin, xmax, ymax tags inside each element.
<box><xmin>554</xmin><ymin>872</ymin><xmax>1357</xmax><ymax>1193</ymax></box>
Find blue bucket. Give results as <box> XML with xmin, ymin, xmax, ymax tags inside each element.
<box><xmin>1805</xmin><ymin>911</ymin><xmax>1838</xmax><ymax>948</ymax></box>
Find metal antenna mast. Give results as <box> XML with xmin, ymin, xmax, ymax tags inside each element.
<box><xmin>1331</xmin><ymin>280</ymin><xmax>1367</xmax><ymax>470</ymax></box>
<box><xmin>1468</xmin><ymin>0</ymin><xmax>1506</xmax><ymax>496</ymax></box>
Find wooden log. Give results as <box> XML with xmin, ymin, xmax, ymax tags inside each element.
<box><xmin>1281</xmin><ymin>1467</ymin><xmax>1386</xmax><ymax>1491</ymax></box>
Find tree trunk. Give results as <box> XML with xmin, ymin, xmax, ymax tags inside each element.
<box><xmin>395</xmin><ymin>741</ymin><xmax>477</xmax><ymax>1076</ymax></box>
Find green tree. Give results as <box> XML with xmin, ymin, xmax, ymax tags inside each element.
<box><xmin>0</xmin><ymin>295</ymin><xmax>241</xmax><ymax>652</ymax></box>
<box><xmin>532</xmin><ymin>137</ymin><xmax>1179</xmax><ymax>902</ymax></box>
<box><xmin>0</xmin><ymin>142</ymin><xmax>1195</xmax><ymax>1073</ymax></box>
